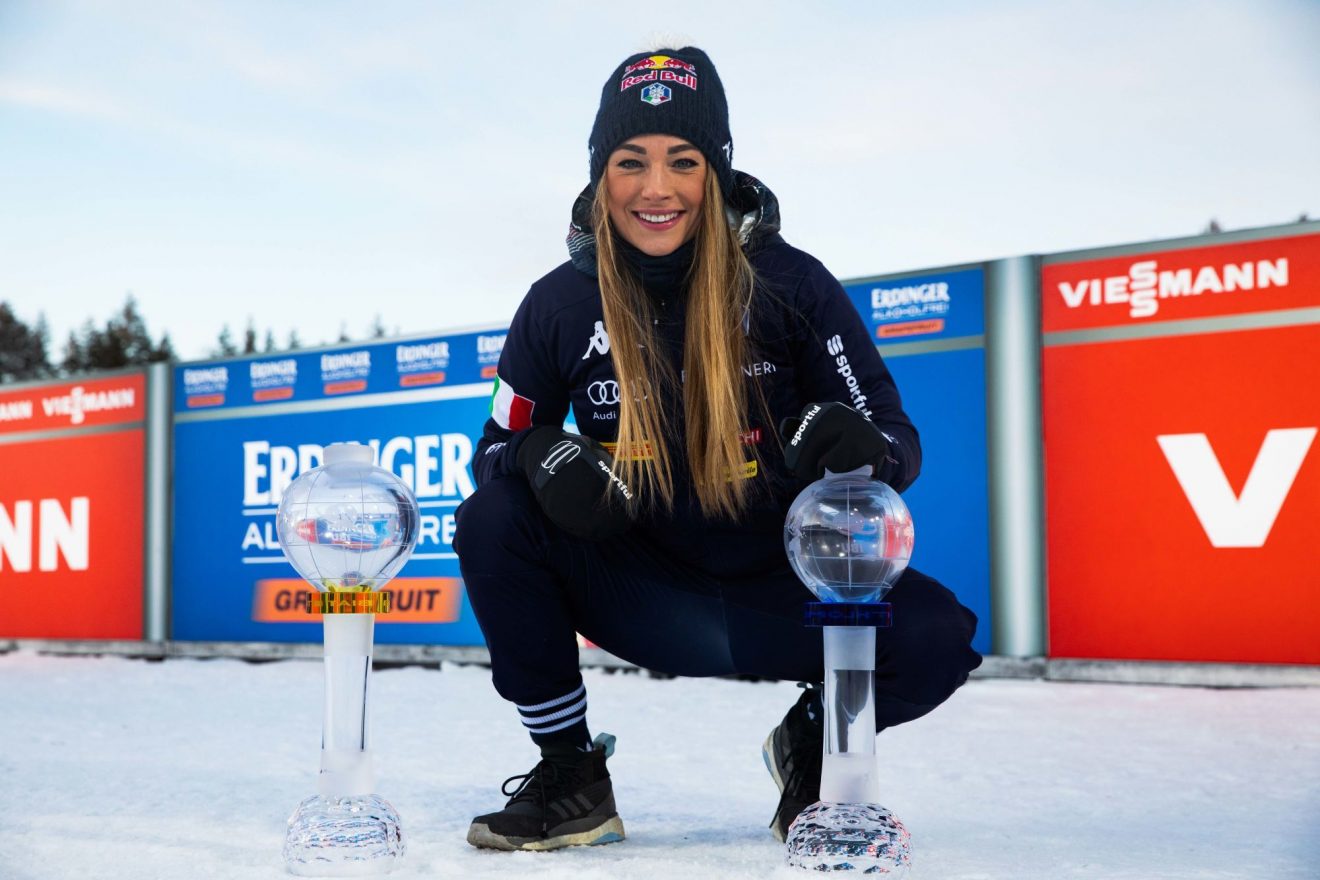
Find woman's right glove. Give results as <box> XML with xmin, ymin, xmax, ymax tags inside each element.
<box><xmin>779</xmin><ymin>401</ymin><xmax>891</xmax><ymax>481</ymax></box>
<box><xmin>516</xmin><ymin>426</ymin><xmax>636</xmax><ymax>541</ymax></box>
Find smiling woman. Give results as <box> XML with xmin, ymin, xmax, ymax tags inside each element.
<box><xmin>449</xmin><ymin>45</ymin><xmax>981</xmax><ymax>855</ymax></box>
<box><xmin>604</xmin><ymin>136</ymin><xmax>706</xmax><ymax>255</ymax></box>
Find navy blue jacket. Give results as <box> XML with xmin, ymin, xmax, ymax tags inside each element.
<box><xmin>474</xmin><ymin>183</ymin><xmax>919</xmax><ymax>577</ymax></box>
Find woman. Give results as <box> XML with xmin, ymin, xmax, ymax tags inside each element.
<box><xmin>454</xmin><ymin>45</ymin><xmax>981</xmax><ymax>852</ymax></box>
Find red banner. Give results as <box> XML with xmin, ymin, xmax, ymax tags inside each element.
<box><xmin>1043</xmin><ymin>324</ymin><xmax>1320</xmax><ymax>663</ymax></box>
<box><xmin>0</xmin><ymin>429</ymin><xmax>145</xmax><ymax>639</ymax></box>
<box><xmin>0</xmin><ymin>373</ymin><xmax>146</xmax><ymax>436</ymax></box>
<box><xmin>1042</xmin><ymin>232</ymin><xmax>1320</xmax><ymax>332</ymax></box>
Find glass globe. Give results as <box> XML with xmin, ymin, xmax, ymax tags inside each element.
<box><xmin>784</xmin><ymin>470</ymin><xmax>913</xmax><ymax>604</ymax></box>
<box><xmin>276</xmin><ymin>444</ymin><xmax>420</xmax><ymax>592</ymax></box>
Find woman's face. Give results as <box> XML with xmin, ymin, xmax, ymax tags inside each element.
<box><xmin>604</xmin><ymin>134</ymin><xmax>706</xmax><ymax>257</ymax></box>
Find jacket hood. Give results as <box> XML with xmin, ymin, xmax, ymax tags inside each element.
<box><xmin>565</xmin><ymin>170</ymin><xmax>783</xmax><ymax>277</ymax></box>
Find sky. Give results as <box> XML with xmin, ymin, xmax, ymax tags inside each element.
<box><xmin>1</xmin><ymin>0</ymin><xmax>1317</xmax><ymax>362</ymax></box>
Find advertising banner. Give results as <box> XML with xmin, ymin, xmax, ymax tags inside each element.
<box><xmin>1042</xmin><ymin>231</ymin><xmax>1320</xmax><ymax>331</ymax></box>
<box><xmin>843</xmin><ymin>267</ymin><xmax>985</xmax><ymax>342</ymax></box>
<box><xmin>1042</xmin><ymin>230</ymin><xmax>1320</xmax><ymax>664</ymax></box>
<box><xmin>171</xmin><ymin>330</ymin><xmax>503</xmax><ymax>645</ymax></box>
<box><xmin>0</xmin><ymin>373</ymin><xmax>147</xmax><ymax>639</ymax></box>
<box><xmin>175</xmin><ymin>329</ymin><xmax>503</xmax><ymax>412</ymax></box>
<box><xmin>843</xmin><ymin>267</ymin><xmax>991</xmax><ymax>654</ymax></box>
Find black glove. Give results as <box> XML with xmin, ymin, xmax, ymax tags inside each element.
<box><xmin>779</xmin><ymin>402</ymin><xmax>890</xmax><ymax>481</ymax></box>
<box><xmin>516</xmin><ymin>427</ymin><xmax>635</xmax><ymax>541</ymax></box>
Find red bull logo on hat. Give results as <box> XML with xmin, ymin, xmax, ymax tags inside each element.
<box><xmin>624</xmin><ymin>54</ymin><xmax>697</xmax><ymax>75</ymax></box>
<box><xmin>620</xmin><ymin>54</ymin><xmax>698</xmax><ymax>93</ymax></box>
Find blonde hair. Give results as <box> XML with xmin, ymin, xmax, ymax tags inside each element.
<box><xmin>594</xmin><ymin>170</ymin><xmax>763</xmax><ymax>520</ymax></box>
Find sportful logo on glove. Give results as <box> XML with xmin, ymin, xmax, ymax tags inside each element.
<box><xmin>596</xmin><ymin>460</ymin><xmax>634</xmax><ymax>501</ymax></box>
<box><xmin>540</xmin><ymin>440</ymin><xmax>582</xmax><ymax>475</ymax></box>
<box><xmin>790</xmin><ymin>405</ymin><xmax>822</xmax><ymax>448</ymax></box>
<box><xmin>824</xmin><ymin>335</ymin><xmax>874</xmax><ymax>419</ymax></box>
<box><xmin>582</xmin><ymin>321</ymin><xmax>611</xmax><ymax>360</ymax></box>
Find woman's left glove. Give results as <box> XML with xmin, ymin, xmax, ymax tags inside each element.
<box><xmin>516</xmin><ymin>427</ymin><xmax>636</xmax><ymax>541</ymax></box>
<box><xmin>779</xmin><ymin>402</ymin><xmax>890</xmax><ymax>481</ymax></box>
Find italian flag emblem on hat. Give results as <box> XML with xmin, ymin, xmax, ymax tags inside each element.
<box><xmin>491</xmin><ymin>376</ymin><xmax>535</xmax><ymax>431</ymax></box>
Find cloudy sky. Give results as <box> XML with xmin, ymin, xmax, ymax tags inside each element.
<box><xmin>1</xmin><ymin>0</ymin><xmax>1317</xmax><ymax>362</ymax></box>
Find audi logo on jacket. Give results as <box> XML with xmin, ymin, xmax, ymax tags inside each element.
<box><xmin>473</xmin><ymin>231</ymin><xmax>919</xmax><ymax>578</ymax></box>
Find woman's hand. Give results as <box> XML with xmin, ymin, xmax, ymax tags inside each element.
<box><xmin>778</xmin><ymin>402</ymin><xmax>891</xmax><ymax>481</ymax></box>
<box><xmin>516</xmin><ymin>427</ymin><xmax>636</xmax><ymax>540</ymax></box>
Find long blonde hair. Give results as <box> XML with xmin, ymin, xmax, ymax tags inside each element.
<box><xmin>594</xmin><ymin>170</ymin><xmax>762</xmax><ymax>520</ymax></box>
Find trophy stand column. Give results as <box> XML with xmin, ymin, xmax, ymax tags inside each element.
<box><xmin>820</xmin><ymin>624</ymin><xmax>879</xmax><ymax>805</ymax></box>
<box><xmin>283</xmin><ymin>591</ymin><xmax>404</xmax><ymax>876</ymax></box>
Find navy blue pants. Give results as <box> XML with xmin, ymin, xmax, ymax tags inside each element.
<box><xmin>454</xmin><ymin>476</ymin><xmax>982</xmax><ymax>744</ymax></box>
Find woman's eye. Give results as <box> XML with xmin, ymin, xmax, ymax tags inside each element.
<box><xmin>616</xmin><ymin>158</ymin><xmax>643</xmax><ymax>169</ymax></box>
<box><xmin>673</xmin><ymin>158</ymin><xmax>699</xmax><ymax>169</ymax></box>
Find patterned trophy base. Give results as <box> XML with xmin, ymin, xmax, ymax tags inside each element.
<box><xmin>283</xmin><ymin>794</ymin><xmax>405</xmax><ymax>876</ymax></box>
<box><xmin>784</xmin><ymin>801</ymin><xmax>912</xmax><ymax>875</ymax></box>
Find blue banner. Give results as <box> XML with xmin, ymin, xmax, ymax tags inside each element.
<box><xmin>842</xmin><ymin>267</ymin><xmax>985</xmax><ymax>344</ymax></box>
<box><xmin>883</xmin><ymin>348</ymin><xmax>991</xmax><ymax>654</ymax></box>
<box><xmin>843</xmin><ymin>266</ymin><xmax>991</xmax><ymax>654</ymax></box>
<box><xmin>171</xmin><ymin>331</ymin><xmax>498</xmax><ymax>644</ymax></box>
<box><xmin>173</xmin><ymin>329</ymin><xmax>506</xmax><ymax>413</ymax></box>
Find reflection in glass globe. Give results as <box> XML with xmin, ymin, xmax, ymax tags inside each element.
<box><xmin>277</xmin><ymin>449</ymin><xmax>419</xmax><ymax>592</ymax></box>
<box><xmin>784</xmin><ymin>471</ymin><xmax>913</xmax><ymax>603</ymax></box>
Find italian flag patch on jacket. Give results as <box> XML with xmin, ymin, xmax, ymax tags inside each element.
<box><xmin>491</xmin><ymin>376</ymin><xmax>534</xmax><ymax>431</ymax></box>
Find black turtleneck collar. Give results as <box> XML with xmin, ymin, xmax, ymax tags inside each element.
<box><xmin>615</xmin><ymin>234</ymin><xmax>696</xmax><ymax>297</ymax></box>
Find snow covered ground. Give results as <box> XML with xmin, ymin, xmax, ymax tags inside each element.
<box><xmin>1</xmin><ymin>652</ymin><xmax>1317</xmax><ymax>880</ymax></box>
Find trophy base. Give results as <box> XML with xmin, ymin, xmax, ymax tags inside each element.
<box><xmin>283</xmin><ymin>794</ymin><xmax>405</xmax><ymax>876</ymax></box>
<box><xmin>784</xmin><ymin>801</ymin><xmax>912</xmax><ymax>875</ymax></box>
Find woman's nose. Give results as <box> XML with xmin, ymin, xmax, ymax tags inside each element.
<box><xmin>639</xmin><ymin>165</ymin><xmax>673</xmax><ymax>200</ymax></box>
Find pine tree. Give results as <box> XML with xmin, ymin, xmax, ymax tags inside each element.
<box><xmin>61</xmin><ymin>323</ymin><xmax>91</xmax><ymax>374</ymax></box>
<box><xmin>215</xmin><ymin>324</ymin><xmax>239</xmax><ymax>357</ymax></box>
<box><xmin>155</xmin><ymin>333</ymin><xmax>176</xmax><ymax>362</ymax></box>
<box><xmin>286</xmin><ymin>329</ymin><xmax>302</xmax><ymax>351</ymax></box>
<box><xmin>66</xmin><ymin>295</ymin><xmax>170</xmax><ymax>370</ymax></box>
<box><xmin>0</xmin><ymin>302</ymin><xmax>53</xmax><ymax>382</ymax></box>
<box><xmin>369</xmin><ymin>314</ymin><xmax>387</xmax><ymax>338</ymax></box>
<box><xmin>242</xmin><ymin>318</ymin><xmax>258</xmax><ymax>354</ymax></box>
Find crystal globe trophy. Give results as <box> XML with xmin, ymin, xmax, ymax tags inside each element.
<box><xmin>782</xmin><ymin>466</ymin><xmax>915</xmax><ymax>875</ymax></box>
<box><xmin>276</xmin><ymin>443</ymin><xmax>420</xmax><ymax>876</ymax></box>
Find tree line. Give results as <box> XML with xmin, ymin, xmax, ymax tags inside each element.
<box><xmin>0</xmin><ymin>294</ymin><xmax>393</xmax><ymax>385</ymax></box>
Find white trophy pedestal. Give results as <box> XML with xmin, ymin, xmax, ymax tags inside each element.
<box><xmin>282</xmin><ymin>613</ymin><xmax>404</xmax><ymax>876</ymax></box>
<box><xmin>784</xmin><ymin>626</ymin><xmax>912</xmax><ymax>876</ymax></box>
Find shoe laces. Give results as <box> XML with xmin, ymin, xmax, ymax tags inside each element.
<box><xmin>501</xmin><ymin>758</ymin><xmax>580</xmax><ymax>838</ymax></box>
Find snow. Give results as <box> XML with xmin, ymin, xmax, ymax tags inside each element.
<box><xmin>1</xmin><ymin>652</ymin><xmax>1317</xmax><ymax>880</ymax></box>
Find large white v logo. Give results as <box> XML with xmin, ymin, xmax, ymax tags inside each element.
<box><xmin>1157</xmin><ymin>428</ymin><xmax>1316</xmax><ymax>548</ymax></box>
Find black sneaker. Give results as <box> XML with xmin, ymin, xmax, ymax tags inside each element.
<box><xmin>762</xmin><ymin>683</ymin><xmax>823</xmax><ymax>842</ymax></box>
<box><xmin>466</xmin><ymin>733</ymin><xmax>626</xmax><ymax>851</ymax></box>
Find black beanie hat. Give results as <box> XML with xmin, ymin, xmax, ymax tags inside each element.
<box><xmin>588</xmin><ymin>47</ymin><xmax>734</xmax><ymax>198</ymax></box>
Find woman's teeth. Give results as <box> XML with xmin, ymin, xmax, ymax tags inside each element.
<box><xmin>638</xmin><ymin>212</ymin><xmax>679</xmax><ymax>223</ymax></box>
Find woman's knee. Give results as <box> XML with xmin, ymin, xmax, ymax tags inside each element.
<box><xmin>878</xmin><ymin>569</ymin><xmax>982</xmax><ymax>704</ymax></box>
<box><xmin>452</xmin><ymin>476</ymin><xmax>545</xmax><ymax>564</ymax></box>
